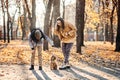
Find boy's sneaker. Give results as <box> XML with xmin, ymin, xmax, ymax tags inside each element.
<box><xmin>29</xmin><ymin>67</ymin><xmax>34</xmax><ymax>70</ymax></box>
<box><xmin>29</xmin><ymin>65</ymin><xmax>34</xmax><ymax>70</ymax></box>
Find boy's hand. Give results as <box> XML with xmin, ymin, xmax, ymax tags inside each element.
<box><xmin>31</xmin><ymin>50</ymin><xmax>35</xmax><ymax>54</ymax></box>
<box><xmin>52</xmin><ymin>45</ymin><xmax>55</xmax><ymax>47</ymax></box>
<box><xmin>31</xmin><ymin>48</ymin><xmax>34</xmax><ymax>50</ymax></box>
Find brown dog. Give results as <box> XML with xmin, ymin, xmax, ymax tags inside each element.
<box><xmin>50</xmin><ymin>54</ymin><xmax>57</xmax><ymax>70</ymax></box>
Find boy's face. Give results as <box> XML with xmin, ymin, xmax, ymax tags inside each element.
<box><xmin>57</xmin><ymin>20</ymin><xmax>62</xmax><ymax>27</ymax></box>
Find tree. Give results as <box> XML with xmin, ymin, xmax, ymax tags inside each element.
<box><xmin>31</xmin><ymin>0</ymin><xmax>36</xmax><ymax>30</ymax></box>
<box><xmin>15</xmin><ymin>0</ymin><xmax>21</xmax><ymax>39</ymax></box>
<box><xmin>110</xmin><ymin>0</ymin><xmax>117</xmax><ymax>44</ymax></box>
<box><xmin>22</xmin><ymin>5</ymin><xmax>27</xmax><ymax>40</ymax></box>
<box><xmin>8</xmin><ymin>9</ymin><xmax>17</xmax><ymax>40</ymax></box>
<box><xmin>6</xmin><ymin>0</ymin><xmax>10</xmax><ymax>43</ymax></box>
<box><xmin>43</xmin><ymin>0</ymin><xmax>54</xmax><ymax>50</ymax></box>
<box><xmin>95</xmin><ymin>0</ymin><xmax>100</xmax><ymax>41</ymax></box>
<box><xmin>85</xmin><ymin>0</ymin><xmax>100</xmax><ymax>41</ymax></box>
<box><xmin>101</xmin><ymin>0</ymin><xmax>109</xmax><ymax>43</ymax></box>
<box><xmin>24</xmin><ymin>0</ymin><xmax>32</xmax><ymax>31</ymax></box>
<box><xmin>53</xmin><ymin>0</ymin><xmax>60</xmax><ymax>47</ymax></box>
<box><xmin>21</xmin><ymin>0</ymin><xmax>35</xmax><ymax>39</ymax></box>
<box><xmin>62</xmin><ymin>0</ymin><xmax>65</xmax><ymax>19</ymax></box>
<box><xmin>76</xmin><ymin>0</ymin><xmax>85</xmax><ymax>54</ymax></box>
<box><xmin>1</xmin><ymin>0</ymin><xmax>6</xmax><ymax>42</ymax></box>
<box><xmin>115</xmin><ymin>0</ymin><xmax>120</xmax><ymax>52</ymax></box>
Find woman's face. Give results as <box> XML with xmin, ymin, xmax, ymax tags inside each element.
<box><xmin>57</xmin><ymin>20</ymin><xmax>62</xmax><ymax>27</ymax></box>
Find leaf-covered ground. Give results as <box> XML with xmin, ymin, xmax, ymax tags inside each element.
<box><xmin>0</xmin><ymin>40</ymin><xmax>120</xmax><ymax>68</ymax></box>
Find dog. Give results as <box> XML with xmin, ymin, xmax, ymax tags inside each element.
<box><xmin>50</xmin><ymin>54</ymin><xmax>57</xmax><ymax>70</ymax></box>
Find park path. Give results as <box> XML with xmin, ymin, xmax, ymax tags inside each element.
<box><xmin>0</xmin><ymin>62</ymin><xmax>120</xmax><ymax>80</ymax></box>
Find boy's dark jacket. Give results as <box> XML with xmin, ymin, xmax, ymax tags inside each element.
<box><xmin>30</xmin><ymin>28</ymin><xmax>45</xmax><ymax>43</ymax></box>
<box><xmin>28</xmin><ymin>28</ymin><xmax>54</xmax><ymax>50</ymax></box>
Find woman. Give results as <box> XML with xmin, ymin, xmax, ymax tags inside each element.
<box><xmin>54</xmin><ymin>17</ymin><xmax>77</xmax><ymax>70</ymax></box>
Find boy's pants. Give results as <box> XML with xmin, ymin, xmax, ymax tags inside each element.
<box><xmin>31</xmin><ymin>46</ymin><xmax>42</xmax><ymax>66</ymax></box>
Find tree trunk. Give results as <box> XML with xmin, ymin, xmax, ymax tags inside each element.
<box><xmin>16</xmin><ymin>1</ymin><xmax>21</xmax><ymax>39</ymax></box>
<box><xmin>6</xmin><ymin>0</ymin><xmax>10</xmax><ymax>43</ymax></box>
<box><xmin>105</xmin><ymin>23</ymin><xmax>109</xmax><ymax>41</ymax></box>
<box><xmin>96</xmin><ymin>0</ymin><xmax>100</xmax><ymax>41</ymax></box>
<box><xmin>24</xmin><ymin>0</ymin><xmax>32</xmax><ymax>31</ymax></box>
<box><xmin>1</xmin><ymin>0</ymin><xmax>6</xmax><ymax>42</ymax></box>
<box><xmin>53</xmin><ymin>0</ymin><xmax>61</xmax><ymax>48</ymax></box>
<box><xmin>103</xmin><ymin>23</ymin><xmax>106</xmax><ymax>43</ymax></box>
<box><xmin>62</xmin><ymin>0</ymin><xmax>65</xmax><ymax>19</ymax></box>
<box><xmin>76</xmin><ymin>0</ymin><xmax>85</xmax><ymax>54</ymax></box>
<box><xmin>115</xmin><ymin>0</ymin><xmax>120</xmax><ymax>52</ymax></box>
<box><xmin>96</xmin><ymin>24</ymin><xmax>99</xmax><ymax>41</ymax></box>
<box><xmin>9</xmin><ymin>9</ymin><xmax>17</xmax><ymax>40</ymax></box>
<box><xmin>31</xmin><ymin>0</ymin><xmax>36</xmax><ymax>29</ymax></box>
<box><xmin>3</xmin><ymin>12</ymin><xmax>6</xmax><ymax>42</ymax></box>
<box><xmin>22</xmin><ymin>5</ymin><xmax>27</xmax><ymax>40</ymax></box>
<box><xmin>43</xmin><ymin>0</ymin><xmax>54</xmax><ymax>50</ymax></box>
<box><xmin>10</xmin><ymin>21</ymin><xmax>13</xmax><ymax>40</ymax></box>
<box><xmin>110</xmin><ymin>1</ymin><xmax>116</xmax><ymax>45</ymax></box>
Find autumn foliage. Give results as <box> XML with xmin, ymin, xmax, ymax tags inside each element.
<box><xmin>0</xmin><ymin>40</ymin><xmax>120</xmax><ymax>67</ymax></box>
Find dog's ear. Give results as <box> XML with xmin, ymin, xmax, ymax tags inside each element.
<box><xmin>51</xmin><ymin>55</ymin><xmax>54</xmax><ymax>61</ymax></box>
<box><xmin>51</xmin><ymin>55</ymin><xmax>53</xmax><ymax>61</ymax></box>
<box><xmin>53</xmin><ymin>56</ymin><xmax>56</xmax><ymax>60</ymax></box>
<box><xmin>52</xmin><ymin>55</ymin><xmax>56</xmax><ymax>60</ymax></box>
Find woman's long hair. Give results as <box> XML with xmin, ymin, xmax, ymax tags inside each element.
<box><xmin>56</xmin><ymin>17</ymin><xmax>65</xmax><ymax>31</ymax></box>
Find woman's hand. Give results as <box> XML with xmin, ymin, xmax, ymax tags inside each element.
<box><xmin>62</xmin><ymin>32</ymin><xmax>68</xmax><ymax>38</ymax></box>
<box><xmin>68</xmin><ymin>30</ymin><xmax>75</xmax><ymax>36</ymax></box>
